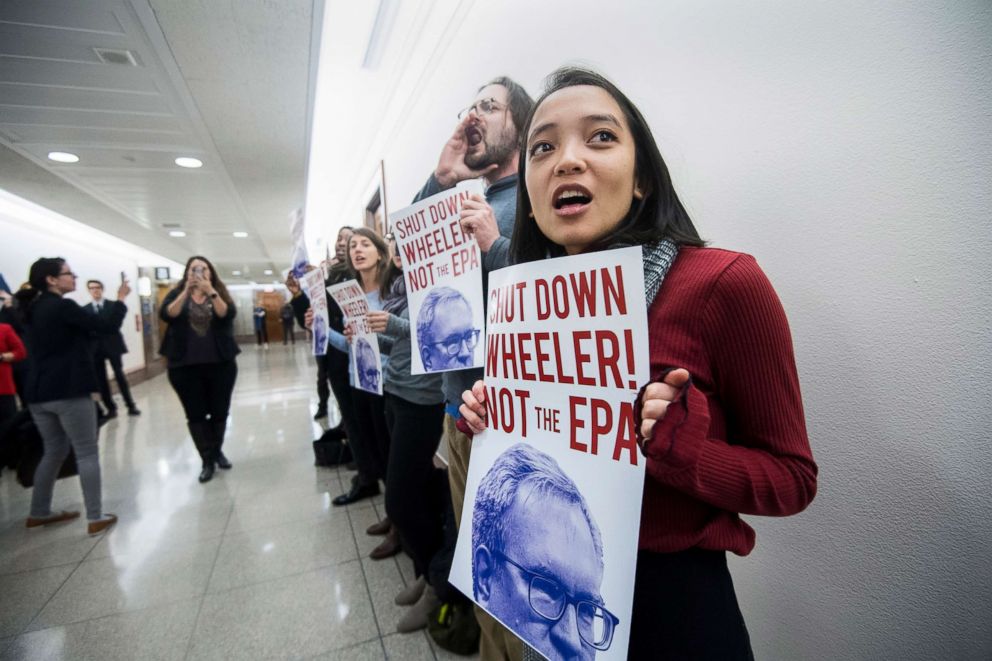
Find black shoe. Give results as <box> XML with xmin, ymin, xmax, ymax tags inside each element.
<box><xmin>198</xmin><ymin>463</ymin><xmax>215</xmax><ymax>483</ymax></box>
<box><xmin>105</xmin><ymin>409</ymin><xmax>118</xmax><ymax>420</ymax></box>
<box><xmin>332</xmin><ymin>482</ymin><xmax>380</xmax><ymax>506</ymax></box>
<box><xmin>216</xmin><ymin>452</ymin><xmax>232</xmax><ymax>470</ymax></box>
<box><xmin>127</xmin><ymin>407</ymin><xmax>141</xmax><ymax>416</ymax></box>
<box><xmin>313</xmin><ymin>407</ymin><xmax>328</xmax><ymax>420</ymax></box>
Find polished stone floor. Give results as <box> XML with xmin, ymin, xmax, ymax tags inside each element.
<box><xmin>0</xmin><ymin>343</ymin><xmax>470</xmax><ymax>660</ymax></box>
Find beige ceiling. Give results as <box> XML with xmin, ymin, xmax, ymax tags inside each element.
<box><xmin>0</xmin><ymin>0</ymin><xmax>318</xmax><ymax>282</ymax></box>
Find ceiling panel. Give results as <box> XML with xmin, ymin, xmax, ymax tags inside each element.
<box><xmin>0</xmin><ymin>0</ymin><xmax>126</xmax><ymax>34</ymax></box>
<box><xmin>0</xmin><ymin>84</ymin><xmax>169</xmax><ymax>114</ymax></box>
<box><xmin>0</xmin><ymin>0</ymin><xmax>320</xmax><ymax>280</ymax></box>
<box><xmin>0</xmin><ymin>0</ymin><xmax>317</xmax><ymax>280</ymax></box>
<box><xmin>3</xmin><ymin>124</ymin><xmax>185</xmax><ymax>146</ymax></box>
<box><xmin>0</xmin><ymin>105</ymin><xmax>183</xmax><ymax>131</ymax></box>
<box><xmin>0</xmin><ymin>58</ymin><xmax>162</xmax><ymax>92</ymax></box>
<box><xmin>0</xmin><ymin>30</ymin><xmax>132</xmax><ymax>62</ymax></box>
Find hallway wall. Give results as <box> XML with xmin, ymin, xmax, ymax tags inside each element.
<box><xmin>308</xmin><ymin>1</ymin><xmax>992</xmax><ymax>659</ymax></box>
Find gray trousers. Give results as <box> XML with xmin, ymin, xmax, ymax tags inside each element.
<box><xmin>28</xmin><ymin>397</ymin><xmax>103</xmax><ymax>521</ymax></box>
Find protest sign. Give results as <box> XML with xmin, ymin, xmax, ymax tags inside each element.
<box><xmin>449</xmin><ymin>247</ymin><xmax>649</xmax><ymax>661</ymax></box>
<box><xmin>388</xmin><ymin>179</ymin><xmax>486</xmax><ymax>375</ymax></box>
<box><xmin>328</xmin><ymin>279</ymin><xmax>382</xmax><ymax>395</ymax></box>
<box><xmin>289</xmin><ymin>207</ymin><xmax>308</xmax><ymax>278</ymax></box>
<box><xmin>300</xmin><ymin>268</ymin><xmax>329</xmax><ymax>356</ymax></box>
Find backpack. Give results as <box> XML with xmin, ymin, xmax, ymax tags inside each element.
<box><xmin>427</xmin><ymin>600</ymin><xmax>481</xmax><ymax>656</ymax></box>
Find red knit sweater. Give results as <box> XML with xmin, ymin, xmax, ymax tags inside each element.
<box><xmin>0</xmin><ymin>323</ymin><xmax>27</xmax><ymax>395</ymax></box>
<box><xmin>639</xmin><ymin>247</ymin><xmax>817</xmax><ymax>556</ymax></box>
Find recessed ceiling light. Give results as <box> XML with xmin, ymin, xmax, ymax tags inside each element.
<box><xmin>263</xmin><ymin>269</ymin><xmax>273</xmax><ymax>275</ymax></box>
<box><xmin>232</xmin><ymin>270</ymin><xmax>242</xmax><ymax>276</ymax></box>
<box><xmin>174</xmin><ymin>157</ymin><xmax>202</xmax><ymax>168</ymax></box>
<box><xmin>48</xmin><ymin>151</ymin><xmax>79</xmax><ymax>163</ymax></box>
<box><xmin>232</xmin><ymin>231</ymin><xmax>248</xmax><ymax>238</ymax></box>
<box><xmin>169</xmin><ymin>230</ymin><xmax>187</xmax><ymax>237</ymax></box>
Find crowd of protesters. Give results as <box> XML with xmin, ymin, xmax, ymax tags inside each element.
<box><xmin>5</xmin><ymin>67</ymin><xmax>816</xmax><ymax>659</ymax></box>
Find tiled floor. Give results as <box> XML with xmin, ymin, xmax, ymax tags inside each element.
<box><xmin>0</xmin><ymin>343</ymin><xmax>474</xmax><ymax>660</ymax></box>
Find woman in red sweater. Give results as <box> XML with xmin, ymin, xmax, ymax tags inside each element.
<box><xmin>460</xmin><ymin>67</ymin><xmax>817</xmax><ymax>659</ymax></box>
<box><xmin>0</xmin><ymin>321</ymin><xmax>27</xmax><ymax>426</ymax></box>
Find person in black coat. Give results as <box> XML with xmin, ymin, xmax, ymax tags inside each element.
<box><xmin>14</xmin><ymin>257</ymin><xmax>124</xmax><ymax>534</ymax></box>
<box><xmin>84</xmin><ymin>279</ymin><xmax>140</xmax><ymax>418</ymax></box>
<box><xmin>159</xmin><ymin>256</ymin><xmax>240</xmax><ymax>483</ymax></box>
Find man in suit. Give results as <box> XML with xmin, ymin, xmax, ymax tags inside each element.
<box><xmin>85</xmin><ymin>280</ymin><xmax>140</xmax><ymax>418</ymax></box>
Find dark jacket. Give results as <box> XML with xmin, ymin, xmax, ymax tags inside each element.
<box><xmin>23</xmin><ymin>292</ymin><xmax>127</xmax><ymax>404</ymax></box>
<box><xmin>83</xmin><ymin>300</ymin><xmax>129</xmax><ymax>356</ymax></box>
<box><xmin>158</xmin><ymin>288</ymin><xmax>240</xmax><ymax>364</ymax></box>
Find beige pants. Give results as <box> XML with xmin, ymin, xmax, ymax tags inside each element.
<box><xmin>444</xmin><ymin>415</ymin><xmax>523</xmax><ymax>661</ymax></box>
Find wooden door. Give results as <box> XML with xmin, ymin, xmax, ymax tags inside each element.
<box><xmin>260</xmin><ymin>292</ymin><xmax>285</xmax><ymax>341</ymax></box>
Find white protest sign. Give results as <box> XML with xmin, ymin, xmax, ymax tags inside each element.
<box><xmin>449</xmin><ymin>247</ymin><xmax>649</xmax><ymax>661</ymax></box>
<box><xmin>328</xmin><ymin>279</ymin><xmax>382</xmax><ymax>395</ymax></box>
<box><xmin>300</xmin><ymin>268</ymin><xmax>329</xmax><ymax>356</ymax></box>
<box><xmin>289</xmin><ymin>207</ymin><xmax>308</xmax><ymax>278</ymax></box>
<box><xmin>389</xmin><ymin>179</ymin><xmax>486</xmax><ymax>375</ymax></box>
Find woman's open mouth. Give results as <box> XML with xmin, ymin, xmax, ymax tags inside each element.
<box><xmin>552</xmin><ymin>185</ymin><xmax>593</xmax><ymax>217</ymax></box>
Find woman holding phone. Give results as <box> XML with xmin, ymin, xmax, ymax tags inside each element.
<box><xmin>160</xmin><ymin>256</ymin><xmax>240</xmax><ymax>483</ymax></box>
<box><xmin>460</xmin><ymin>68</ymin><xmax>817</xmax><ymax>659</ymax></box>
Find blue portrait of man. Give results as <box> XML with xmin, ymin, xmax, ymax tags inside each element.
<box><xmin>355</xmin><ymin>336</ymin><xmax>380</xmax><ymax>392</ymax></box>
<box><xmin>312</xmin><ymin>312</ymin><xmax>328</xmax><ymax>355</ymax></box>
<box><xmin>471</xmin><ymin>444</ymin><xmax>619</xmax><ymax>660</ymax></box>
<box><xmin>416</xmin><ymin>286</ymin><xmax>480</xmax><ymax>372</ymax></box>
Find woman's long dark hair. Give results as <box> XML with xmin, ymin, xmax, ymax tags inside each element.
<box><xmin>346</xmin><ymin>227</ymin><xmax>392</xmax><ymax>299</ymax></box>
<box><xmin>382</xmin><ymin>233</ymin><xmax>407</xmax><ymax>314</ymax></box>
<box><xmin>13</xmin><ymin>257</ymin><xmax>66</xmax><ymax>322</ymax></box>
<box><xmin>510</xmin><ymin>67</ymin><xmax>704</xmax><ymax>264</ymax></box>
<box><xmin>176</xmin><ymin>255</ymin><xmax>233</xmax><ymax>305</ymax></box>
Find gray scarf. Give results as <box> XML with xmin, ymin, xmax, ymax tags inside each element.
<box><xmin>607</xmin><ymin>238</ymin><xmax>680</xmax><ymax>306</ymax></box>
<box><xmin>382</xmin><ymin>274</ymin><xmax>407</xmax><ymax>315</ymax></box>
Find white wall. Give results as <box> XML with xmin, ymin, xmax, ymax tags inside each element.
<box><xmin>308</xmin><ymin>1</ymin><xmax>992</xmax><ymax>658</ymax></box>
<box><xmin>0</xmin><ymin>189</ymin><xmax>184</xmax><ymax>374</ymax></box>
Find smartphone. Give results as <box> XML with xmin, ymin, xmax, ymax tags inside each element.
<box><xmin>0</xmin><ymin>273</ymin><xmax>10</xmax><ymax>295</ymax></box>
<box><xmin>191</xmin><ymin>266</ymin><xmax>205</xmax><ymax>278</ymax></box>
<box><xmin>120</xmin><ymin>270</ymin><xmax>127</xmax><ymax>284</ymax></box>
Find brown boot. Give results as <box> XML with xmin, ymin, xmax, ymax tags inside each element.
<box><xmin>366</xmin><ymin>517</ymin><xmax>391</xmax><ymax>536</ymax></box>
<box><xmin>396</xmin><ymin>585</ymin><xmax>439</xmax><ymax>633</ymax></box>
<box><xmin>369</xmin><ymin>527</ymin><xmax>400</xmax><ymax>560</ymax></box>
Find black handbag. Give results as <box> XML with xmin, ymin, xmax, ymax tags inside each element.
<box><xmin>312</xmin><ymin>437</ymin><xmax>352</xmax><ymax>467</ymax></box>
<box><xmin>10</xmin><ymin>411</ymin><xmax>80</xmax><ymax>487</ymax></box>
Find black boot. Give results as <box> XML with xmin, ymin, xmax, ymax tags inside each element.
<box><xmin>198</xmin><ymin>463</ymin><xmax>215</xmax><ymax>483</ymax></box>
<box><xmin>188</xmin><ymin>422</ymin><xmax>216</xmax><ymax>483</ymax></box>
<box><xmin>212</xmin><ymin>419</ymin><xmax>232</xmax><ymax>470</ymax></box>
